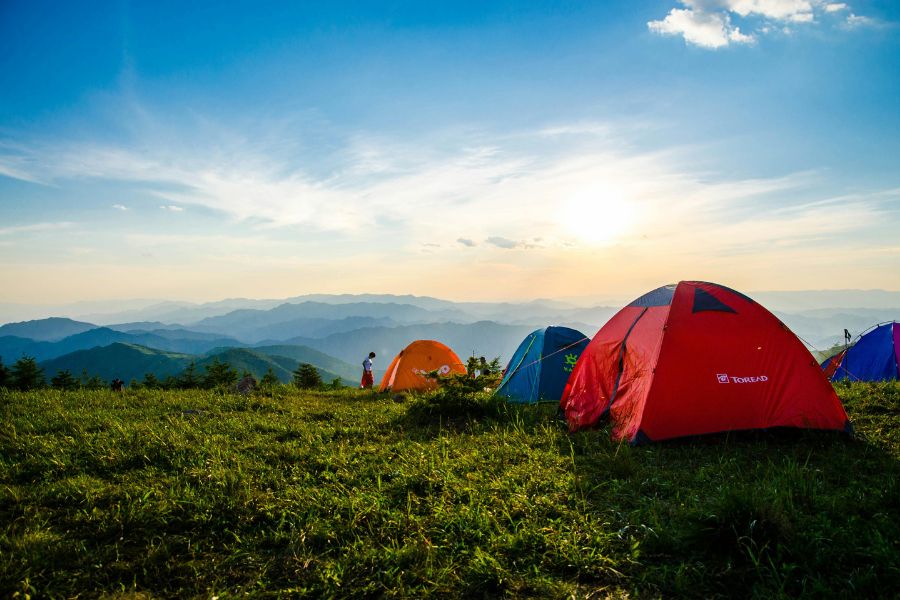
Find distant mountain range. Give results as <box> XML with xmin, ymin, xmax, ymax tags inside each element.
<box><xmin>39</xmin><ymin>343</ymin><xmax>357</xmax><ymax>386</ymax></box>
<box><xmin>0</xmin><ymin>317</ymin><xmax>96</xmax><ymax>341</ymax></box>
<box><xmin>1</xmin><ymin>291</ymin><xmax>897</xmax><ymax>386</ymax></box>
<box><xmin>0</xmin><ymin>327</ymin><xmax>242</xmax><ymax>362</ymax></box>
<box><xmin>276</xmin><ymin>321</ymin><xmax>546</xmax><ymax>366</ymax></box>
<box><xmin>3</xmin><ymin>289</ymin><xmax>899</xmax><ymax>325</ymax></box>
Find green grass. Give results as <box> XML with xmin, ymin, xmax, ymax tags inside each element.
<box><xmin>1</xmin><ymin>382</ymin><xmax>898</xmax><ymax>598</ymax></box>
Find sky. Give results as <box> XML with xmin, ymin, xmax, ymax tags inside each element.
<box><xmin>1</xmin><ymin>0</ymin><xmax>898</xmax><ymax>305</ymax></box>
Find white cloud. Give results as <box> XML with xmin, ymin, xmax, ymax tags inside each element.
<box><xmin>650</xmin><ymin>1</ymin><xmax>870</xmax><ymax>48</ymax></box>
<box><xmin>722</xmin><ymin>0</ymin><xmax>815</xmax><ymax>21</ymax></box>
<box><xmin>159</xmin><ymin>205</ymin><xmax>184</xmax><ymax>212</ymax></box>
<box><xmin>112</xmin><ymin>204</ymin><xmax>128</xmax><ymax>211</ymax></box>
<box><xmin>648</xmin><ymin>8</ymin><xmax>754</xmax><ymax>48</ymax></box>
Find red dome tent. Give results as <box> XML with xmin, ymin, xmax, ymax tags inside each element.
<box><xmin>561</xmin><ymin>281</ymin><xmax>851</xmax><ymax>444</ymax></box>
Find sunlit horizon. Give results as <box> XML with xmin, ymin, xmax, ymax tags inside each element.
<box><xmin>1</xmin><ymin>1</ymin><xmax>898</xmax><ymax>307</ymax></box>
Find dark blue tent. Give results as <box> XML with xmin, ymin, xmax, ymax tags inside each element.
<box><xmin>495</xmin><ymin>326</ymin><xmax>590</xmax><ymax>403</ymax></box>
<box><xmin>830</xmin><ymin>321</ymin><xmax>899</xmax><ymax>381</ymax></box>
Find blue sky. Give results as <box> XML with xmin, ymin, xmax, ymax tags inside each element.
<box><xmin>1</xmin><ymin>0</ymin><xmax>898</xmax><ymax>304</ymax></box>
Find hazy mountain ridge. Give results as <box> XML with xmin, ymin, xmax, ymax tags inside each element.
<box><xmin>0</xmin><ymin>326</ymin><xmax>243</xmax><ymax>363</ymax></box>
<box><xmin>276</xmin><ymin>321</ymin><xmax>542</xmax><ymax>367</ymax></box>
<box><xmin>187</xmin><ymin>301</ymin><xmax>471</xmax><ymax>335</ymax></box>
<box><xmin>197</xmin><ymin>347</ymin><xmax>352</xmax><ymax>385</ymax></box>
<box><xmin>2</xmin><ymin>292</ymin><xmax>897</xmax><ymax>377</ymax></box>
<box><xmin>0</xmin><ymin>317</ymin><xmax>96</xmax><ymax>341</ymax></box>
<box><xmin>3</xmin><ymin>290</ymin><xmax>899</xmax><ymax>327</ymax></box>
<box><xmin>107</xmin><ymin>322</ymin><xmax>218</xmax><ymax>333</ymax></box>
<box><xmin>38</xmin><ymin>343</ymin><xmax>356</xmax><ymax>385</ymax></box>
<box><xmin>189</xmin><ymin>307</ymin><xmax>409</xmax><ymax>342</ymax></box>
<box><xmin>774</xmin><ymin>309</ymin><xmax>900</xmax><ymax>351</ymax></box>
<box><xmin>251</xmin><ymin>345</ymin><xmax>360</xmax><ymax>381</ymax></box>
<box><xmin>753</xmin><ymin>290</ymin><xmax>900</xmax><ymax>311</ymax></box>
<box><xmin>39</xmin><ymin>343</ymin><xmax>194</xmax><ymax>383</ymax></box>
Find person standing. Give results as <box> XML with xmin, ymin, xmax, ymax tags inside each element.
<box><xmin>361</xmin><ymin>351</ymin><xmax>376</xmax><ymax>389</ymax></box>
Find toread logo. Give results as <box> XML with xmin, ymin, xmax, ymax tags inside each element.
<box><xmin>412</xmin><ymin>365</ymin><xmax>452</xmax><ymax>377</ymax></box>
<box><xmin>717</xmin><ymin>373</ymin><xmax>768</xmax><ymax>384</ymax></box>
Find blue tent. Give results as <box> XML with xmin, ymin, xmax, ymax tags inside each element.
<box><xmin>830</xmin><ymin>321</ymin><xmax>899</xmax><ymax>382</ymax></box>
<box><xmin>495</xmin><ymin>326</ymin><xmax>590</xmax><ymax>403</ymax></box>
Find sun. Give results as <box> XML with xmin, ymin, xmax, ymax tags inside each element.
<box><xmin>559</xmin><ymin>185</ymin><xmax>637</xmax><ymax>245</ymax></box>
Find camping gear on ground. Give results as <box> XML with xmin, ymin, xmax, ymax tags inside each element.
<box><xmin>378</xmin><ymin>340</ymin><xmax>467</xmax><ymax>392</ymax></box>
<box><xmin>495</xmin><ymin>326</ymin><xmax>590</xmax><ymax>403</ymax></box>
<box><xmin>236</xmin><ymin>374</ymin><xmax>257</xmax><ymax>395</ymax></box>
<box><xmin>828</xmin><ymin>321</ymin><xmax>899</xmax><ymax>382</ymax></box>
<box><xmin>561</xmin><ymin>281</ymin><xmax>851</xmax><ymax>444</ymax></box>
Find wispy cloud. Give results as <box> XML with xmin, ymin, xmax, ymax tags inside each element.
<box><xmin>0</xmin><ymin>114</ymin><xmax>891</xmax><ymax>272</ymax></box>
<box><xmin>0</xmin><ymin>141</ymin><xmax>49</xmax><ymax>184</ymax></box>
<box><xmin>844</xmin><ymin>13</ymin><xmax>879</xmax><ymax>28</ymax></box>
<box><xmin>0</xmin><ymin>221</ymin><xmax>75</xmax><ymax>236</ymax></box>
<box><xmin>112</xmin><ymin>204</ymin><xmax>128</xmax><ymax>211</ymax></box>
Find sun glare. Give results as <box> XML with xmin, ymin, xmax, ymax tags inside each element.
<box><xmin>560</xmin><ymin>186</ymin><xmax>637</xmax><ymax>245</ymax></box>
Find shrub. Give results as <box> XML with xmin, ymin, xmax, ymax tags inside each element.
<box><xmin>405</xmin><ymin>384</ymin><xmax>508</xmax><ymax>426</ymax></box>
<box><xmin>202</xmin><ymin>358</ymin><xmax>238</xmax><ymax>389</ymax></box>
<box><xmin>142</xmin><ymin>372</ymin><xmax>161</xmax><ymax>389</ymax></box>
<box><xmin>260</xmin><ymin>367</ymin><xmax>280</xmax><ymax>388</ymax></box>
<box><xmin>178</xmin><ymin>361</ymin><xmax>200</xmax><ymax>389</ymax></box>
<box><xmin>80</xmin><ymin>372</ymin><xmax>104</xmax><ymax>390</ymax></box>
<box><xmin>293</xmin><ymin>363</ymin><xmax>322</xmax><ymax>389</ymax></box>
<box><xmin>0</xmin><ymin>356</ymin><xmax>9</xmax><ymax>388</ymax></box>
<box><xmin>50</xmin><ymin>369</ymin><xmax>79</xmax><ymax>390</ymax></box>
<box><xmin>11</xmin><ymin>356</ymin><xmax>45</xmax><ymax>390</ymax></box>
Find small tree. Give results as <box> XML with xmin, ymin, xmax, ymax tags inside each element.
<box><xmin>293</xmin><ymin>363</ymin><xmax>322</xmax><ymax>389</ymax></box>
<box><xmin>202</xmin><ymin>358</ymin><xmax>238</xmax><ymax>389</ymax></box>
<box><xmin>12</xmin><ymin>356</ymin><xmax>45</xmax><ymax>391</ymax></box>
<box><xmin>0</xmin><ymin>357</ymin><xmax>9</xmax><ymax>388</ymax></box>
<box><xmin>51</xmin><ymin>369</ymin><xmax>79</xmax><ymax>390</ymax></box>
<box><xmin>83</xmin><ymin>374</ymin><xmax>104</xmax><ymax>390</ymax></box>
<box><xmin>329</xmin><ymin>377</ymin><xmax>343</xmax><ymax>390</ymax></box>
<box><xmin>488</xmin><ymin>356</ymin><xmax>502</xmax><ymax>373</ymax></box>
<box><xmin>466</xmin><ymin>356</ymin><xmax>478</xmax><ymax>377</ymax></box>
<box><xmin>142</xmin><ymin>372</ymin><xmax>160</xmax><ymax>389</ymax></box>
<box><xmin>178</xmin><ymin>361</ymin><xmax>199</xmax><ymax>389</ymax></box>
<box><xmin>129</xmin><ymin>378</ymin><xmax>141</xmax><ymax>390</ymax></box>
<box><xmin>260</xmin><ymin>367</ymin><xmax>280</xmax><ymax>388</ymax></box>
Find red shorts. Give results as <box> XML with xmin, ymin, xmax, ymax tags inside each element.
<box><xmin>361</xmin><ymin>371</ymin><xmax>374</xmax><ymax>389</ymax></box>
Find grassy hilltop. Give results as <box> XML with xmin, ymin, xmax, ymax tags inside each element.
<box><xmin>1</xmin><ymin>383</ymin><xmax>898</xmax><ymax>598</ymax></box>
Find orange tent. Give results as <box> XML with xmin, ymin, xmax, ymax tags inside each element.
<box><xmin>378</xmin><ymin>340</ymin><xmax>467</xmax><ymax>392</ymax></box>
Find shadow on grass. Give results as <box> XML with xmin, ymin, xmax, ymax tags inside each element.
<box><xmin>390</xmin><ymin>386</ymin><xmax>564</xmax><ymax>440</ymax></box>
<box><xmin>561</xmin><ymin>400</ymin><xmax>900</xmax><ymax>598</ymax></box>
